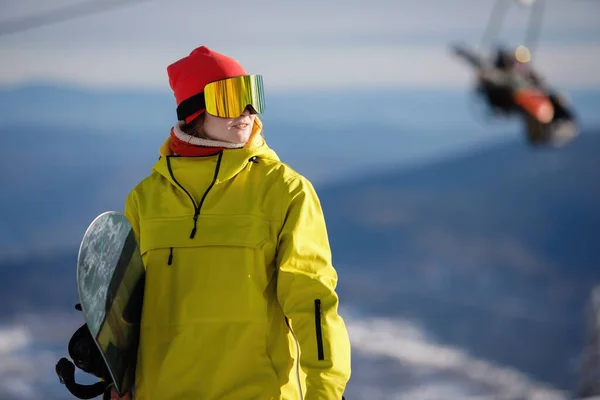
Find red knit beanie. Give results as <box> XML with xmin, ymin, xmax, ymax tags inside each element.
<box><xmin>167</xmin><ymin>46</ymin><xmax>247</xmax><ymax>124</ymax></box>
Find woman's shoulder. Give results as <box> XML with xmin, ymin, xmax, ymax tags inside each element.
<box><xmin>254</xmin><ymin>159</ymin><xmax>321</xmax><ymax>203</ymax></box>
<box><xmin>125</xmin><ymin>170</ymin><xmax>164</xmax><ymax>198</ymax></box>
<box><xmin>253</xmin><ymin>155</ymin><xmax>310</xmax><ymax>187</ymax></box>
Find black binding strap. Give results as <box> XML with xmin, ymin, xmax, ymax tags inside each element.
<box><xmin>56</xmin><ymin>358</ymin><xmax>111</xmax><ymax>399</ymax></box>
<box><xmin>177</xmin><ymin>92</ymin><xmax>206</xmax><ymax>121</ymax></box>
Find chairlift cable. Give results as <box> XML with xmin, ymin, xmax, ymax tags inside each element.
<box><xmin>0</xmin><ymin>0</ymin><xmax>154</xmax><ymax>38</ymax></box>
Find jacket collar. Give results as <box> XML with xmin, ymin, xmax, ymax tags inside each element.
<box><xmin>152</xmin><ymin>116</ymin><xmax>280</xmax><ymax>184</ymax></box>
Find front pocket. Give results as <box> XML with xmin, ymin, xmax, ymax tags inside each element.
<box><xmin>139</xmin><ymin>214</ymin><xmax>273</xmax><ymax>325</ymax></box>
<box><xmin>140</xmin><ymin>214</ymin><xmax>270</xmax><ymax>255</ymax></box>
<box><xmin>314</xmin><ymin>299</ymin><xmax>324</xmax><ymax>361</ymax></box>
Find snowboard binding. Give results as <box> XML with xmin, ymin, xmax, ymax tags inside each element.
<box><xmin>56</xmin><ymin>304</ymin><xmax>113</xmax><ymax>399</ymax></box>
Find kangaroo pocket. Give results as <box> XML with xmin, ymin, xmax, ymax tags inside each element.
<box><xmin>137</xmin><ymin>322</ymin><xmax>282</xmax><ymax>399</ymax></box>
<box><xmin>139</xmin><ymin>214</ymin><xmax>272</xmax><ymax>327</ymax></box>
<box><xmin>135</xmin><ymin>214</ymin><xmax>285</xmax><ymax>398</ymax></box>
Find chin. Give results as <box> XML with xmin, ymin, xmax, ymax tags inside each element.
<box><xmin>235</xmin><ymin>133</ymin><xmax>252</xmax><ymax>144</ymax></box>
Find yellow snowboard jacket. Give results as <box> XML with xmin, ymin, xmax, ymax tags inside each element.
<box><xmin>124</xmin><ymin>121</ymin><xmax>351</xmax><ymax>399</ymax></box>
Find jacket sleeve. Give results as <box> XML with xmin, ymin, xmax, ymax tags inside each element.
<box><xmin>276</xmin><ymin>175</ymin><xmax>351</xmax><ymax>400</ymax></box>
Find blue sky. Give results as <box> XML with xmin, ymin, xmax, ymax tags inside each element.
<box><xmin>0</xmin><ymin>0</ymin><xmax>599</xmax><ymax>91</ymax></box>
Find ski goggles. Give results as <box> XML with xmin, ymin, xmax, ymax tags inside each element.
<box><xmin>177</xmin><ymin>75</ymin><xmax>265</xmax><ymax>120</ymax></box>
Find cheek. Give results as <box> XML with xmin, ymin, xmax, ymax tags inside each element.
<box><xmin>203</xmin><ymin>118</ymin><xmax>214</xmax><ymax>131</ymax></box>
<box><xmin>204</xmin><ymin>119</ymin><xmax>228</xmax><ymax>136</ymax></box>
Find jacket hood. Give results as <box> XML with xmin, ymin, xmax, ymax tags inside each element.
<box><xmin>152</xmin><ymin>116</ymin><xmax>280</xmax><ymax>184</ymax></box>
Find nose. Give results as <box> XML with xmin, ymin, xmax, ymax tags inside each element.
<box><xmin>241</xmin><ymin>105</ymin><xmax>258</xmax><ymax>116</ymax></box>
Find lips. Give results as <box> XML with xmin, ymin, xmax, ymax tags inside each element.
<box><xmin>233</xmin><ymin>122</ymin><xmax>250</xmax><ymax>129</ymax></box>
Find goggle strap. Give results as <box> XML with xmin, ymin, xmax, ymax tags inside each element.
<box><xmin>176</xmin><ymin>92</ymin><xmax>206</xmax><ymax>121</ymax></box>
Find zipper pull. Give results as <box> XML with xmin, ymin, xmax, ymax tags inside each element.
<box><xmin>190</xmin><ymin>211</ymin><xmax>199</xmax><ymax>239</ymax></box>
<box><xmin>168</xmin><ymin>247</ymin><xmax>173</xmax><ymax>265</ymax></box>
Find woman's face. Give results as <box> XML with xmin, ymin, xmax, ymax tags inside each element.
<box><xmin>202</xmin><ymin>107</ymin><xmax>256</xmax><ymax>144</ymax></box>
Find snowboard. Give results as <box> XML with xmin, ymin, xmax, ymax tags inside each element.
<box><xmin>77</xmin><ymin>211</ymin><xmax>145</xmax><ymax>396</ymax></box>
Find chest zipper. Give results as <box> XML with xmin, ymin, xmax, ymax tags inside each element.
<box><xmin>165</xmin><ymin>152</ymin><xmax>223</xmax><ymax>239</ymax></box>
